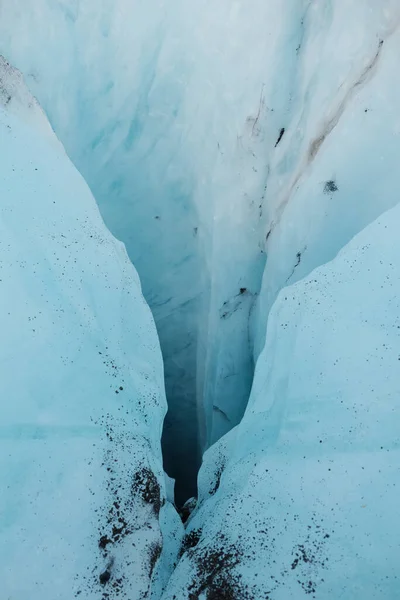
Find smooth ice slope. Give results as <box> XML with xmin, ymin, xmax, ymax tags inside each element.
<box><xmin>2</xmin><ymin>2</ymin><xmax>400</xmax><ymax>500</ymax></box>
<box><xmin>164</xmin><ymin>203</ymin><xmax>400</xmax><ymax>599</ymax></box>
<box><xmin>0</xmin><ymin>58</ymin><xmax>182</xmax><ymax>600</ymax></box>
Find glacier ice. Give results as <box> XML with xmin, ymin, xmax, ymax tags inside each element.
<box><xmin>0</xmin><ymin>57</ymin><xmax>182</xmax><ymax>599</ymax></box>
<box><xmin>164</xmin><ymin>203</ymin><xmax>400</xmax><ymax>598</ymax></box>
<box><xmin>2</xmin><ymin>5</ymin><xmax>400</xmax><ymax>501</ymax></box>
<box><xmin>0</xmin><ymin>0</ymin><xmax>205</xmax><ymax>502</ymax></box>
<box><xmin>1</xmin><ymin>1</ymin><xmax>400</xmax><ymax>598</ymax></box>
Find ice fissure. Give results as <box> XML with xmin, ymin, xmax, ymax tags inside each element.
<box><xmin>2</xmin><ymin>1</ymin><xmax>400</xmax><ymax>598</ymax></box>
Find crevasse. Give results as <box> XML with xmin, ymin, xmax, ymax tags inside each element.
<box><xmin>3</xmin><ymin>0</ymin><xmax>400</xmax><ymax>503</ymax></box>
<box><xmin>1</xmin><ymin>1</ymin><xmax>400</xmax><ymax>598</ymax></box>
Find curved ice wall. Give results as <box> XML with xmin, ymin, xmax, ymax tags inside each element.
<box><xmin>0</xmin><ymin>56</ymin><xmax>182</xmax><ymax>599</ymax></box>
<box><xmin>2</xmin><ymin>0</ymin><xmax>400</xmax><ymax>502</ymax></box>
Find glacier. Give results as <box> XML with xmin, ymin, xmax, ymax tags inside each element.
<box><xmin>2</xmin><ymin>1</ymin><xmax>400</xmax><ymax>503</ymax></box>
<box><xmin>0</xmin><ymin>57</ymin><xmax>182</xmax><ymax>599</ymax></box>
<box><xmin>1</xmin><ymin>0</ymin><xmax>400</xmax><ymax>598</ymax></box>
<box><xmin>164</xmin><ymin>203</ymin><xmax>400</xmax><ymax>598</ymax></box>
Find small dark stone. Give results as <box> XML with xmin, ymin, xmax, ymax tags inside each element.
<box><xmin>99</xmin><ymin>535</ymin><xmax>112</xmax><ymax>550</ymax></box>
<box><xmin>275</xmin><ymin>127</ymin><xmax>285</xmax><ymax>147</ymax></box>
<box><xmin>99</xmin><ymin>569</ymin><xmax>111</xmax><ymax>586</ymax></box>
<box><xmin>323</xmin><ymin>180</ymin><xmax>338</xmax><ymax>194</ymax></box>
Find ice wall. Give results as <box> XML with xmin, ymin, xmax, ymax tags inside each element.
<box><xmin>164</xmin><ymin>202</ymin><xmax>400</xmax><ymax>599</ymax></box>
<box><xmin>2</xmin><ymin>1</ymin><xmax>400</xmax><ymax>597</ymax></box>
<box><xmin>0</xmin><ymin>57</ymin><xmax>182</xmax><ymax>600</ymax></box>
<box><xmin>1</xmin><ymin>1</ymin><xmax>400</xmax><ymax>499</ymax></box>
<box><xmin>0</xmin><ymin>0</ymin><xmax>203</xmax><ymax>502</ymax></box>
<box><xmin>252</xmin><ymin>1</ymin><xmax>400</xmax><ymax>357</ymax></box>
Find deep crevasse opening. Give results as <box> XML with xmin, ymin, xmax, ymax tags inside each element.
<box><xmin>2</xmin><ymin>0</ymin><xmax>399</xmax><ymax>507</ymax></box>
<box><xmin>2</xmin><ymin>2</ymin><xmax>400</xmax><ymax>597</ymax></box>
<box><xmin>0</xmin><ymin>1</ymin><xmax>280</xmax><ymax>505</ymax></box>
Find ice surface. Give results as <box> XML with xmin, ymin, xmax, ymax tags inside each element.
<box><xmin>1</xmin><ymin>3</ymin><xmax>400</xmax><ymax>596</ymax></box>
<box><xmin>252</xmin><ymin>2</ymin><xmax>400</xmax><ymax>358</ymax></box>
<box><xmin>0</xmin><ymin>58</ymin><xmax>182</xmax><ymax>599</ymax></box>
<box><xmin>163</xmin><ymin>202</ymin><xmax>400</xmax><ymax>598</ymax></box>
<box><xmin>0</xmin><ymin>0</ymin><xmax>204</xmax><ymax>500</ymax></box>
<box><xmin>2</xmin><ymin>2</ymin><xmax>400</xmax><ymax>497</ymax></box>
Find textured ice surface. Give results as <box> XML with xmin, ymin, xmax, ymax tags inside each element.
<box><xmin>252</xmin><ymin>2</ymin><xmax>400</xmax><ymax>358</ymax></box>
<box><xmin>1</xmin><ymin>3</ymin><xmax>400</xmax><ymax>596</ymax></box>
<box><xmin>2</xmin><ymin>2</ymin><xmax>400</xmax><ymax>497</ymax></box>
<box><xmin>164</xmin><ymin>203</ymin><xmax>400</xmax><ymax>599</ymax></box>
<box><xmin>0</xmin><ymin>0</ymin><xmax>204</xmax><ymax>499</ymax></box>
<box><xmin>0</xmin><ymin>58</ymin><xmax>182</xmax><ymax>600</ymax></box>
